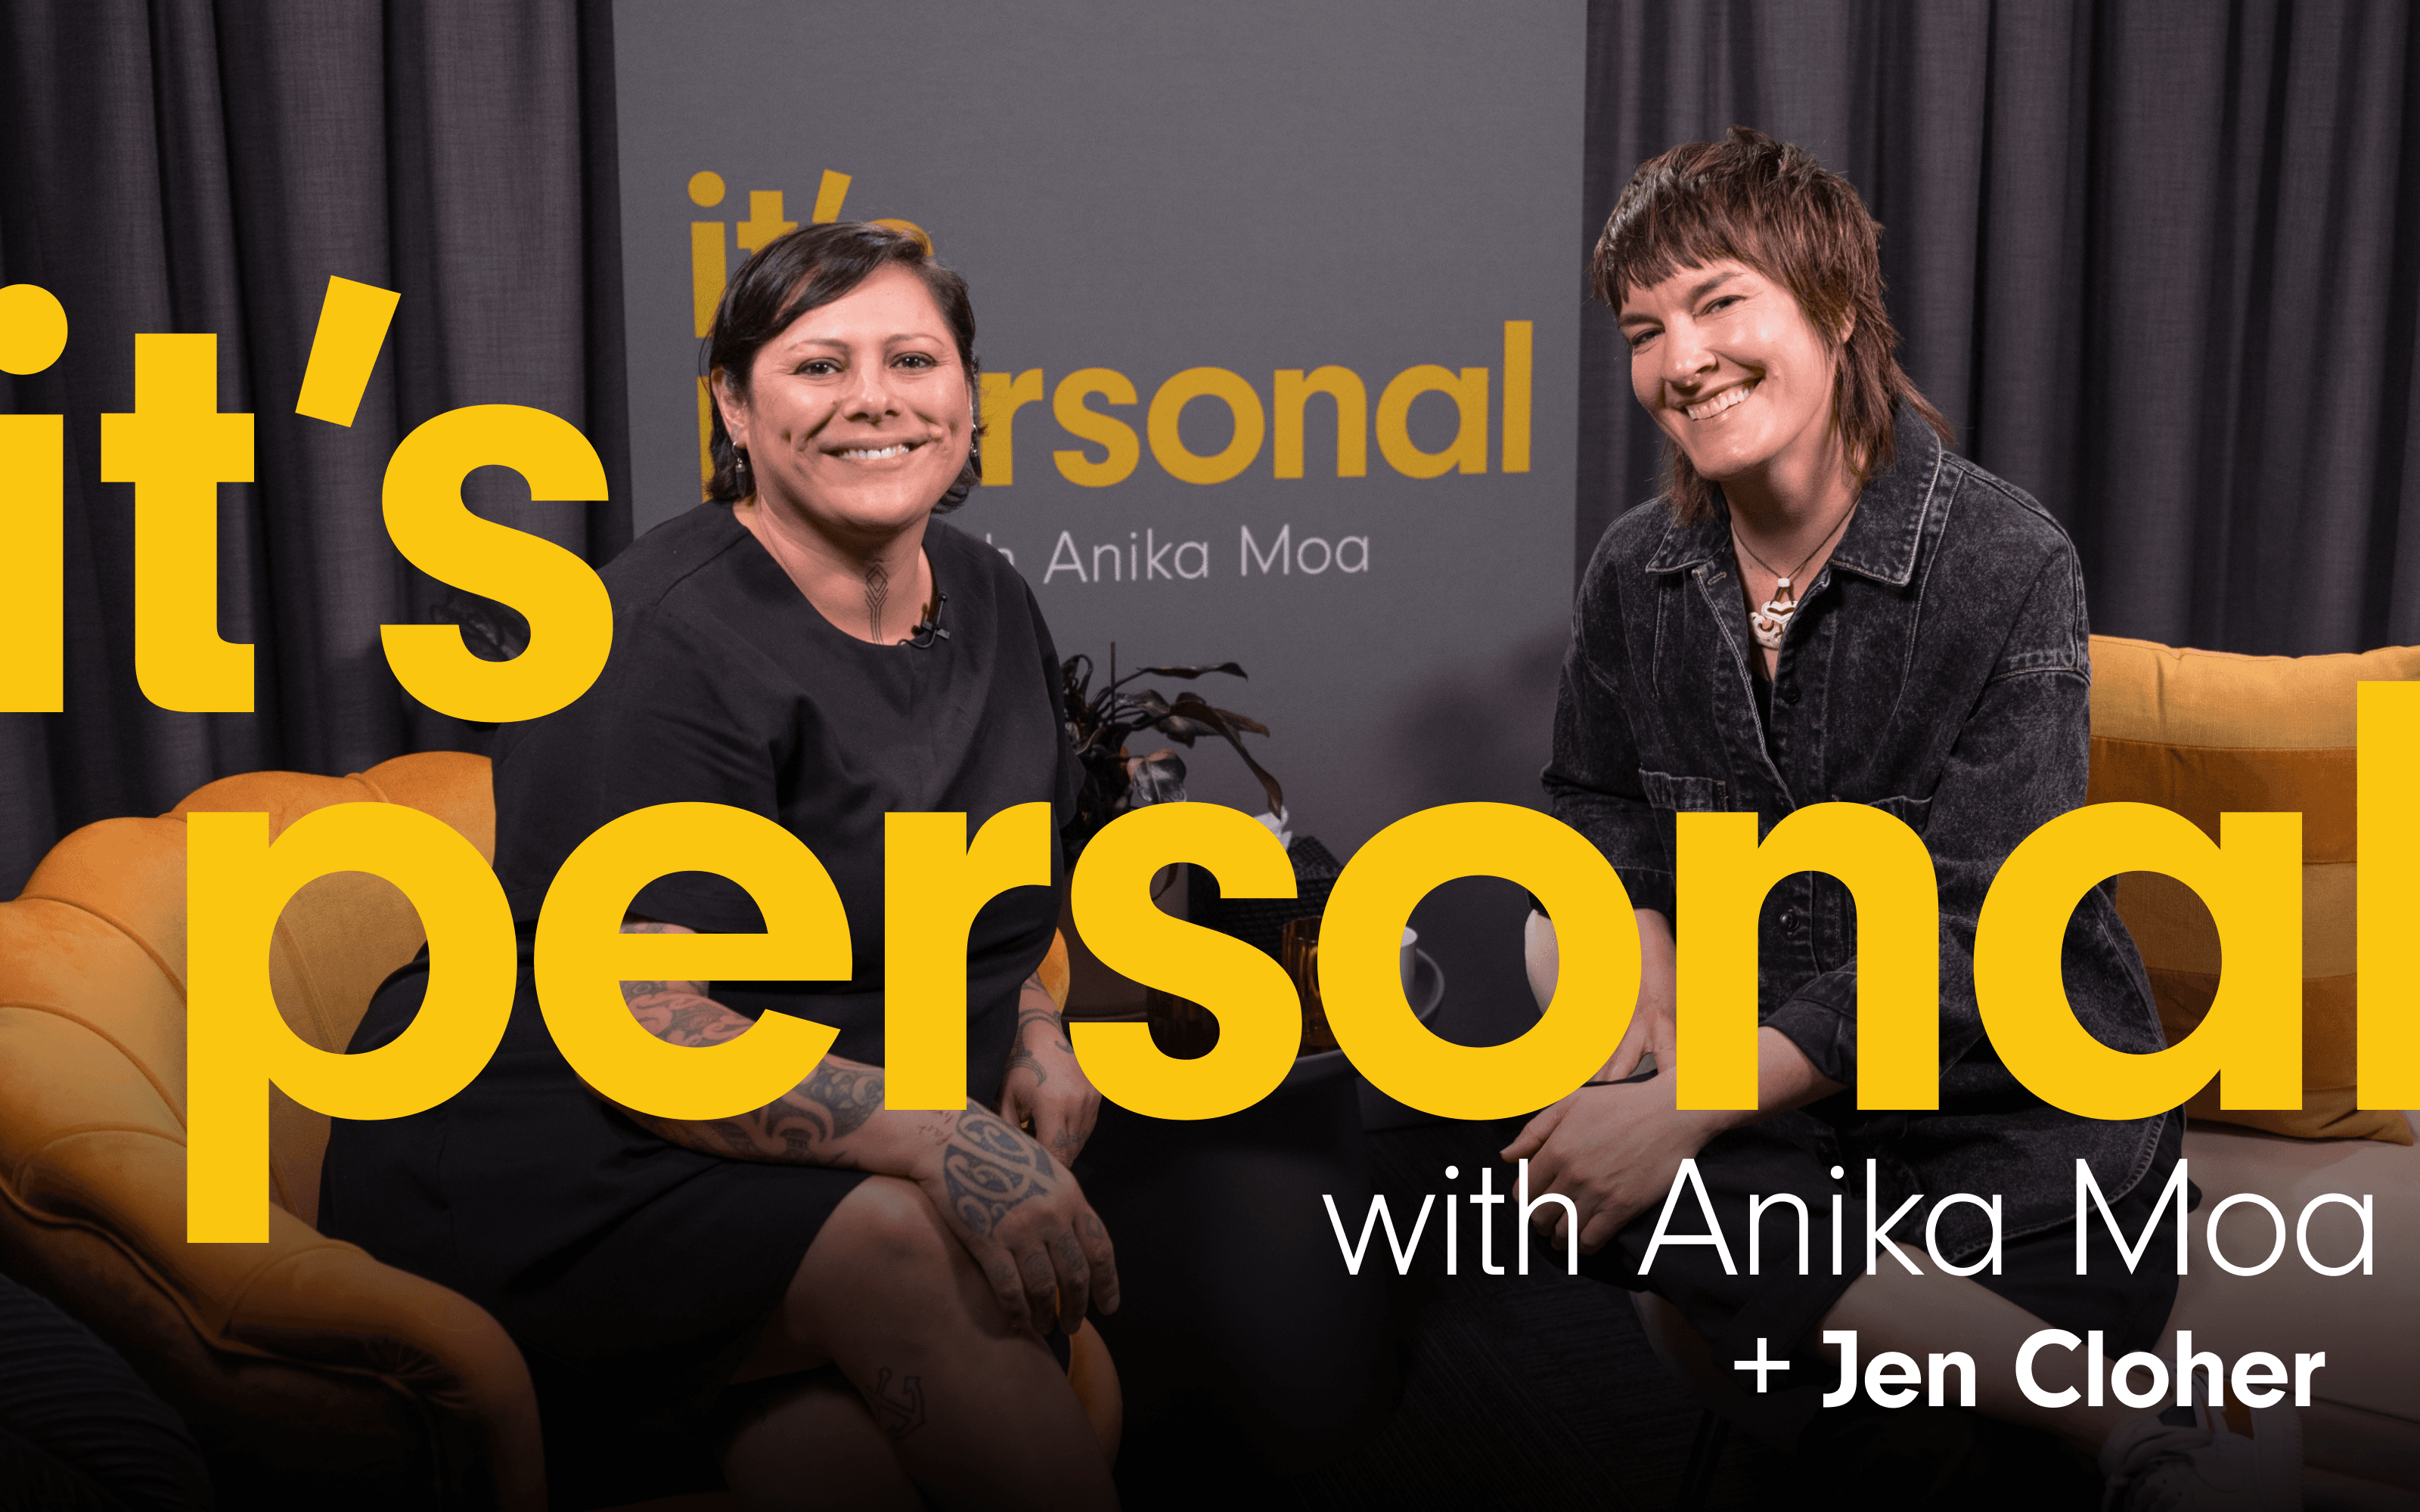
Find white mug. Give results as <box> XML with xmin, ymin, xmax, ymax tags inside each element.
<box><xmin>1399</xmin><ymin>926</ymin><xmax>1419</xmax><ymax>996</ymax></box>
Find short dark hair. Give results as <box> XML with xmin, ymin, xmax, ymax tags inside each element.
<box><xmin>1593</xmin><ymin>125</ymin><xmax>1950</xmax><ymax>523</ymax></box>
<box><xmin>703</xmin><ymin>222</ymin><xmax>981</xmax><ymax>511</ymax></box>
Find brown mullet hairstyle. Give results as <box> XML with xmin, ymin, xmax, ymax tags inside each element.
<box><xmin>1593</xmin><ymin>126</ymin><xmax>1951</xmax><ymax>524</ymax></box>
<box><xmin>702</xmin><ymin>221</ymin><xmax>981</xmax><ymax>511</ymax></box>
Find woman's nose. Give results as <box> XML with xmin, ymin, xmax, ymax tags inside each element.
<box><xmin>842</xmin><ymin>360</ymin><xmax>897</xmax><ymax>419</ymax></box>
<box><xmin>1664</xmin><ymin>324</ymin><xmax>1716</xmax><ymax>385</ymax></box>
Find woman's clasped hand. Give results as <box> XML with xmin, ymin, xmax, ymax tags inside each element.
<box><xmin>913</xmin><ymin>1103</ymin><xmax>1118</xmax><ymax>1338</ymax></box>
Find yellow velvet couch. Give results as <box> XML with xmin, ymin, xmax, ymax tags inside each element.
<box><xmin>0</xmin><ymin>751</ymin><xmax>1110</xmax><ymax>1509</ymax></box>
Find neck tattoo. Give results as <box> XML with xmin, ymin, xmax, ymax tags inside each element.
<box><xmin>864</xmin><ymin>562</ymin><xmax>891</xmax><ymax>641</ymax></box>
<box><xmin>1732</xmin><ymin>501</ymin><xmax>1856</xmax><ymax>652</ymax></box>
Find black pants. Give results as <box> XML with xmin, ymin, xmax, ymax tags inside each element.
<box><xmin>1578</xmin><ymin>1111</ymin><xmax>2186</xmax><ymax>1508</ymax></box>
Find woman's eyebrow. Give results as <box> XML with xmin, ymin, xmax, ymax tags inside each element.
<box><xmin>1685</xmin><ymin>269</ymin><xmax>1741</xmax><ymax>302</ymax></box>
<box><xmin>1618</xmin><ymin>269</ymin><xmax>1744</xmax><ymax>327</ymax></box>
<box><xmin>780</xmin><ymin>332</ymin><xmax>942</xmax><ymax>349</ymax></box>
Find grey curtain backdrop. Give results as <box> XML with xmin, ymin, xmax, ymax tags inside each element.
<box><xmin>0</xmin><ymin>2</ymin><xmax>630</xmax><ymax>898</ymax></box>
<box><xmin>7</xmin><ymin>1</ymin><xmax>2419</xmax><ymax>898</ymax></box>
<box><xmin>1580</xmin><ymin>0</ymin><xmax>2420</xmax><ymax>657</ymax></box>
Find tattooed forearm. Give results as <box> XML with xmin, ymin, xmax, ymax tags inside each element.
<box><xmin>1007</xmin><ymin>1029</ymin><xmax>1050</xmax><ymax>1088</ymax></box>
<box><xmin>617</xmin><ymin>922</ymin><xmax>724</xmax><ymax>1042</ymax></box>
<box><xmin>659</xmin><ymin>1057</ymin><xmax>889</xmax><ymax>1160</ymax></box>
<box><xmin>623</xmin><ymin>985</ymin><xmax>754</xmax><ymax>1049</ymax></box>
<box><xmin>607</xmin><ymin>922</ymin><xmax>1066</xmax><ymax>1198</ymax></box>
<box><xmin>1007</xmin><ymin>973</ymin><xmax>1074</xmax><ymax>1089</ymax></box>
<box><xmin>613</xmin><ymin>922</ymin><xmax>892</xmax><ymax>1164</ymax></box>
<box><xmin>706</xmin><ymin>1119</ymin><xmax>764</xmax><ymax>1160</ymax></box>
<box><xmin>800</xmin><ymin>1058</ymin><xmax>884</xmax><ymax>1140</ymax></box>
<box><xmin>938</xmin><ymin>1108</ymin><xmax>1054</xmax><ymax>1236</ymax></box>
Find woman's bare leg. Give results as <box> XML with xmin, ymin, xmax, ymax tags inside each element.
<box><xmin>1820</xmin><ymin>1266</ymin><xmax>2134</xmax><ymax>1452</ymax></box>
<box><xmin>734</xmin><ymin>1176</ymin><xmax>1116</xmax><ymax>1512</ymax></box>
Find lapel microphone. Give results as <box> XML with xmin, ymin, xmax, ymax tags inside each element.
<box><xmin>903</xmin><ymin>591</ymin><xmax>950</xmax><ymax>649</ymax></box>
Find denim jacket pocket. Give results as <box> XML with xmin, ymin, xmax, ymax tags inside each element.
<box><xmin>1851</xmin><ymin>792</ymin><xmax>1934</xmax><ymax>836</ymax></box>
<box><xmin>1640</xmin><ymin>770</ymin><xmax>1728</xmax><ymax>812</ymax></box>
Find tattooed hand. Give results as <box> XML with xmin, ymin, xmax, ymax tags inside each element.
<box><xmin>912</xmin><ymin>1105</ymin><xmax>1119</xmax><ymax>1336</ymax></box>
<box><xmin>611</xmin><ymin>920</ymin><xmax>1120</xmax><ymax>1335</ymax></box>
<box><xmin>997</xmin><ymin>974</ymin><xmax>1100</xmax><ymax>1165</ymax></box>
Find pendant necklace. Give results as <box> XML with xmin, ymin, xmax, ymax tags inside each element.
<box><xmin>1732</xmin><ymin>500</ymin><xmax>1856</xmax><ymax>652</ymax></box>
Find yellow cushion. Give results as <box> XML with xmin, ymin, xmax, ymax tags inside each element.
<box><xmin>2087</xmin><ymin>635</ymin><xmax>2420</xmax><ymax>1142</ymax></box>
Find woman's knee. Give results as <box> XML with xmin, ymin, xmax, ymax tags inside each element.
<box><xmin>801</xmin><ymin>1177</ymin><xmax>967</xmax><ymax>1295</ymax></box>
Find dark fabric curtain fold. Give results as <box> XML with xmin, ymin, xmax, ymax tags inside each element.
<box><xmin>8</xmin><ymin>2</ymin><xmax>2418</xmax><ymax>897</ymax></box>
<box><xmin>1580</xmin><ymin>0</ymin><xmax>2420</xmax><ymax>657</ymax></box>
<box><xmin>0</xmin><ymin>0</ymin><xmax>630</xmax><ymax>898</ymax></box>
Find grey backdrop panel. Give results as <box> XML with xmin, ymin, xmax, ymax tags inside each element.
<box><xmin>613</xmin><ymin>0</ymin><xmax>1585</xmax><ymax>858</ymax></box>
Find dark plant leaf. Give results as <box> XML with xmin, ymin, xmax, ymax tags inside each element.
<box><xmin>1059</xmin><ymin>654</ymin><xmax>1280</xmax><ymax>857</ymax></box>
<box><xmin>1109</xmin><ymin>661</ymin><xmax>1247</xmax><ymax>692</ymax></box>
<box><xmin>1134</xmin><ymin>662</ymin><xmax>1247</xmax><ymax>680</ymax></box>
<box><xmin>1155</xmin><ymin>694</ymin><xmax>1283</xmax><ymax>814</ymax></box>
<box><xmin>1165</xmin><ymin>692</ymin><xmax>1269</xmax><ymax>737</ymax></box>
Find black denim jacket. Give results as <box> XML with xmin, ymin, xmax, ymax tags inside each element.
<box><xmin>1544</xmin><ymin>408</ymin><xmax>2170</xmax><ymax>1256</ymax></box>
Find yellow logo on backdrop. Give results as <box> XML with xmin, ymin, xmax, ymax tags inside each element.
<box><xmin>684</xmin><ymin>171</ymin><xmax>1533</xmax><ymax>497</ymax></box>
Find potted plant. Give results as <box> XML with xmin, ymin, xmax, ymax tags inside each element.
<box><xmin>1055</xmin><ymin>650</ymin><xmax>1283</xmax><ymax>1023</ymax></box>
<box><xmin>1059</xmin><ymin>650</ymin><xmax>1283</xmax><ymax>859</ymax></box>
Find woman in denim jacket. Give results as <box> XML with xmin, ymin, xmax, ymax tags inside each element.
<box><xmin>1520</xmin><ymin>129</ymin><xmax>2291</xmax><ymax>1507</ymax></box>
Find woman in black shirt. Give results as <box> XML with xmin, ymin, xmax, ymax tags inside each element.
<box><xmin>324</xmin><ymin>224</ymin><xmax>1115</xmax><ymax>1511</ymax></box>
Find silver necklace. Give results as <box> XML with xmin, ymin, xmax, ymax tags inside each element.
<box><xmin>1732</xmin><ymin>502</ymin><xmax>1855</xmax><ymax>652</ymax></box>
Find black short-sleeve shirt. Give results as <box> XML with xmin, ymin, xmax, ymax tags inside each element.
<box><xmin>492</xmin><ymin>503</ymin><xmax>1078</xmax><ymax>1080</ymax></box>
<box><xmin>321</xmin><ymin>504</ymin><xmax>1077</xmax><ymax>1502</ymax></box>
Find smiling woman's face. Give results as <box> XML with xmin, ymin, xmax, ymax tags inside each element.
<box><xmin>1618</xmin><ymin>259</ymin><xmax>1844</xmax><ymax>494</ymax></box>
<box><xmin>716</xmin><ymin>262</ymin><xmax>973</xmax><ymax>538</ymax></box>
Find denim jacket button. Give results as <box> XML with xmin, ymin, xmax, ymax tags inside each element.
<box><xmin>1779</xmin><ymin>906</ymin><xmax>1806</xmax><ymax>938</ymax></box>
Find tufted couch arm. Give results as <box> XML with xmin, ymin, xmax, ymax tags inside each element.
<box><xmin>0</xmin><ymin>753</ymin><xmax>541</xmax><ymax>1510</ymax></box>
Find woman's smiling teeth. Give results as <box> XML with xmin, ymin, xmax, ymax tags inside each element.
<box><xmin>834</xmin><ymin>442</ymin><xmax>918</xmax><ymax>460</ymax></box>
<box><xmin>1681</xmin><ymin>382</ymin><xmax>1756</xmax><ymax>420</ymax></box>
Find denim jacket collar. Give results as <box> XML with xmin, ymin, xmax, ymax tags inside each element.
<box><xmin>1640</xmin><ymin>407</ymin><xmax>1948</xmax><ymax>587</ymax></box>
